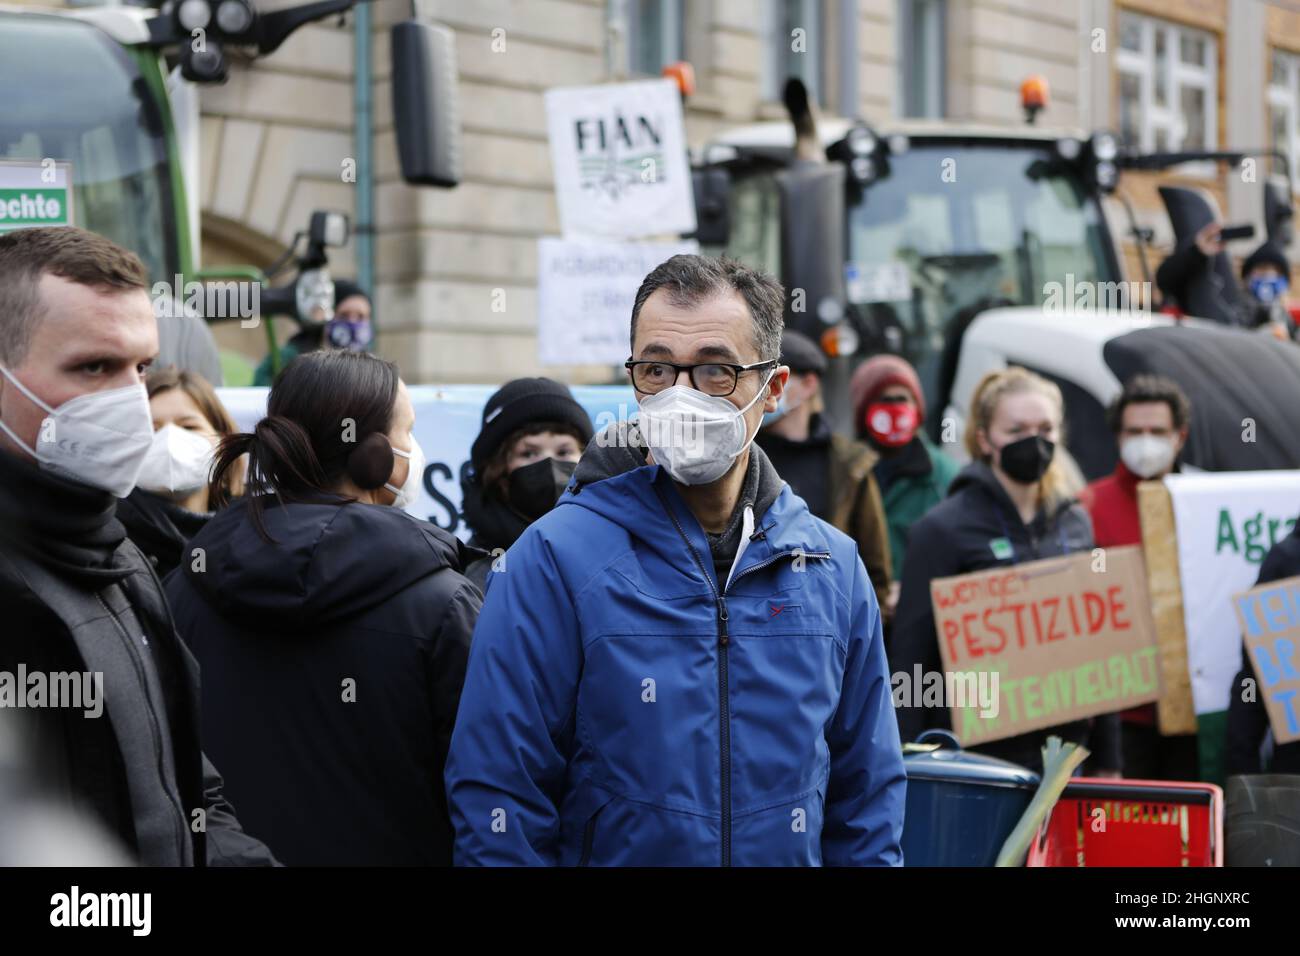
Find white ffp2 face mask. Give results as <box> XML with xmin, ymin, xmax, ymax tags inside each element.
<box><xmin>385</xmin><ymin>436</ymin><xmax>425</xmax><ymax>511</ymax></box>
<box><xmin>1120</xmin><ymin>434</ymin><xmax>1177</xmax><ymax>479</ymax></box>
<box><xmin>137</xmin><ymin>423</ymin><xmax>216</xmax><ymax>498</ymax></box>
<box><xmin>637</xmin><ymin>371</ymin><xmax>774</xmax><ymax>486</ymax></box>
<box><xmin>0</xmin><ymin>365</ymin><xmax>154</xmax><ymax>498</ymax></box>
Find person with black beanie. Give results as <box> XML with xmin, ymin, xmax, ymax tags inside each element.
<box><xmin>460</xmin><ymin>378</ymin><xmax>595</xmax><ymax>592</ymax></box>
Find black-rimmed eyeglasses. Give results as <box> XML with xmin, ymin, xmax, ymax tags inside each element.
<box><xmin>625</xmin><ymin>359</ymin><xmax>776</xmax><ymax>397</ymax></box>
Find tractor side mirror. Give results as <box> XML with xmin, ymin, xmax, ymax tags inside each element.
<box><xmin>776</xmin><ymin>161</ymin><xmax>847</xmax><ymax>336</ymax></box>
<box><xmin>391</xmin><ymin>19</ymin><xmax>461</xmax><ymax>188</ymax></box>
<box><xmin>687</xmin><ymin>166</ymin><xmax>731</xmax><ymax>246</ymax></box>
<box><xmin>1264</xmin><ymin>174</ymin><xmax>1294</xmax><ymax>247</ymax></box>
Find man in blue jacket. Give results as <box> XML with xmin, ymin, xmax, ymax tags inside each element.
<box><xmin>446</xmin><ymin>254</ymin><xmax>905</xmax><ymax>866</ymax></box>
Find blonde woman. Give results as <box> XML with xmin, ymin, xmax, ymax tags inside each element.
<box><xmin>889</xmin><ymin>366</ymin><xmax>1121</xmax><ymax>775</ymax></box>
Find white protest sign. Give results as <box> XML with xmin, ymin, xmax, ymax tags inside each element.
<box><xmin>545</xmin><ymin>78</ymin><xmax>696</xmax><ymax>239</ymax></box>
<box><xmin>1165</xmin><ymin>471</ymin><xmax>1300</xmax><ymax>713</ymax></box>
<box><xmin>217</xmin><ymin>384</ymin><xmax>636</xmax><ymax>542</ymax></box>
<box><xmin>0</xmin><ymin>159</ymin><xmax>73</xmax><ymax>231</ymax></box>
<box><xmin>537</xmin><ymin>236</ymin><xmax>697</xmax><ymax>366</ymax></box>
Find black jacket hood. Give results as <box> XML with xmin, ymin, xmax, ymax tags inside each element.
<box><xmin>183</xmin><ymin>498</ymin><xmax>477</xmax><ymax>629</ymax></box>
<box><xmin>948</xmin><ymin>459</ymin><xmax>1076</xmax><ymax>524</ymax></box>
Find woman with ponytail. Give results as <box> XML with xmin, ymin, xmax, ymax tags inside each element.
<box><xmin>164</xmin><ymin>350</ymin><xmax>482</xmax><ymax>865</ymax></box>
<box><xmin>889</xmin><ymin>366</ymin><xmax>1121</xmax><ymax>775</ymax></box>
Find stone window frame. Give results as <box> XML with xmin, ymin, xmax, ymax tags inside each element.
<box><xmin>618</xmin><ymin>0</ymin><xmax>686</xmax><ymax>78</ymax></box>
<box><xmin>1116</xmin><ymin>9</ymin><xmax>1218</xmax><ymax>162</ymax></box>
<box><xmin>1268</xmin><ymin>47</ymin><xmax>1300</xmax><ymax>184</ymax></box>
<box><xmin>896</xmin><ymin>0</ymin><xmax>946</xmax><ymax>119</ymax></box>
<box><xmin>762</xmin><ymin>0</ymin><xmax>860</xmax><ymax>113</ymax></box>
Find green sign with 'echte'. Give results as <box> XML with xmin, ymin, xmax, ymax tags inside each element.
<box><xmin>0</xmin><ymin>188</ymin><xmax>69</xmax><ymax>229</ymax></box>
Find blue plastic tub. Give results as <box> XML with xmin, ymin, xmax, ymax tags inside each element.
<box><xmin>901</xmin><ymin>730</ymin><xmax>1040</xmax><ymax>867</ymax></box>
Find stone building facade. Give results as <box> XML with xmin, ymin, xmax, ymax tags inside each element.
<box><xmin>17</xmin><ymin>0</ymin><xmax>1300</xmax><ymax>382</ymax></box>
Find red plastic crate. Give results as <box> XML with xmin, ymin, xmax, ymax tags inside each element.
<box><xmin>1027</xmin><ymin>779</ymin><xmax>1223</xmax><ymax>867</ymax></box>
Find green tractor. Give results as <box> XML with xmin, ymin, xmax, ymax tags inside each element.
<box><xmin>0</xmin><ymin>0</ymin><xmax>459</xmax><ymax>383</ymax></box>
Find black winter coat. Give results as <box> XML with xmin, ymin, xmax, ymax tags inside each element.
<box><xmin>890</xmin><ymin>462</ymin><xmax>1123</xmax><ymax>773</ymax></box>
<box><xmin>1225</xmin><ymin>522</ymin><xmax>1300</xmax><ymax>776</ymax></box>
<box><xmin>117</xmin><ymin>488</ymin><xmax>211</xmax><ymax>579</ymax></box>
<box><xmin>0</xmin><ymin>449</ymin><xmax>275</xmax><ymax>866</ymax></box>
<box><xmin>1155</xmin><ymin>238</ymin><xmax>1286</xmax><ymax>329</ymax></box>
<box><xmin>165</xmin><ymin>498</ymin><xmax>481</xmax><ymax>865</ymax></box>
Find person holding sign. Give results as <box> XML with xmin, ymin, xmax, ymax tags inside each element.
<box><xmin>1080</xmin><ymin>374</ymin><xmax>1198</xmax><ymax>781</ymax></box>
<box><xmin>890</xmin><ymin>367</ymin><xmax>1122</xmax><ymax>774</ymax></box>
<box><xmin>1226</xmin><ymin>521</ymin><xmax>1300</xmax><ymax>775</ymax></box>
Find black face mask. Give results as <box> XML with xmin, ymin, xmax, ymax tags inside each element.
<box><xmin>507</xmin><ymin>457</ymin><xmax>577</xmax><ymax>521</ymax></box>
<box><xmin>997</xmin><ymin>434</ymin><xmax>1055</xmax><ymax>484</ymax></box>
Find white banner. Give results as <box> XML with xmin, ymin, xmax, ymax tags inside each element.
<box><xmin>537</xmin><ymin>236</ymin><xmax>697</xmax><ymax>366</ymax></box>
<box><xmin>545</xmin><ymin>78</ymin><xmax>696</xmax><ymax>239</ymax></box>
<box><xmin>216</xmin><ymin>384</ymin><xmax>636</xmax><ymax>541</ymax></box>
<box><xmin>1166</xmin><ymin>471</ymin><xmax>1300</xmax><ymax>713</ymax></box>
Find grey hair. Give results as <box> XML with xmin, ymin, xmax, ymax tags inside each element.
<box><xmin>629</xmin><ymin>254</ymin><xmax>785</xmax><ymax>362</ymax></box>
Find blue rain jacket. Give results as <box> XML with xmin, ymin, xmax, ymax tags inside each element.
<box><xmin>445</xmin><ymin>459</ymin><xmax>905</xmax><ymax>866</ymax></box>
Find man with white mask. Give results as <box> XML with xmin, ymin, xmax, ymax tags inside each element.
<box><xmin>0</xmin><ymin>226</ymin><xmax>274</xmax><ymax>866</ymax></box>
<box><xmin>447</xmin><ymin>254</ymin><xmax>905</xmax><ymax>866</ymax></box>
<box><xmin>1081</xmin><ymin>373</ymin><xmax>1196</xmax><ymax>780</ymax></box>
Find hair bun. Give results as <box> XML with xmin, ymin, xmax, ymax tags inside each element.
<box><xmin>346</xmin><ymin>432</ymin><xmax>394</xmax><ymax>490</ymax></box>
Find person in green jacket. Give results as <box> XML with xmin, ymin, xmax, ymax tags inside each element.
<box><xmin>849</xmin><ymin>354</ymin><xmax>960</xmax><ymax>619</ymax></box>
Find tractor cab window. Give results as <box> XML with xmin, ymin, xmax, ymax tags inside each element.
<box><xmin>703</xmin><ymin>168</ymin><xmax>781</xmax><ymax>278</ymax></box>
<box><xmin>847</xmin><ymin>142</ymin><xmax>1115</xmax><ymax>405</ymax></box>
<box><xmin>0</xmin><ymin>14</ymin><xmax>176</xmax><ymax>281</ymax></box>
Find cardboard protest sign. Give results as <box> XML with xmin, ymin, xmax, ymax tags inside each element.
<box><xmin>1232</xmin><ymin>575</ymin><xmax>1300</xmax><ymax>745</ymax></box>
<box><xmin>1138</xmin><ymin>481</ymin><xmax>1197</xmax><ymax>735</ymax></box>
<box><xmin>931</xmin><ymin>546</ymin><xmax>1160</xmax><ymax>746</ymax></box>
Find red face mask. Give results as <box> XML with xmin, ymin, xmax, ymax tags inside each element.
<box><xmin>864</xmin><ymin>401</ymin><xmax>919</xmax><ymax>448</ymax></box>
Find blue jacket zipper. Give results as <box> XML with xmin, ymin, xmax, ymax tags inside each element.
<box><xmin>652</xmin><ymin>485</ymin><xmax>831</xmax><ymax>866</ymax></box>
